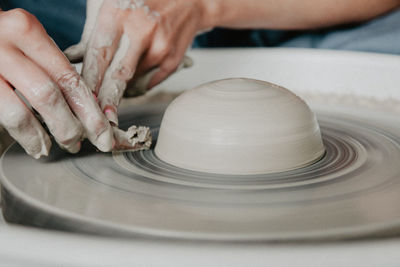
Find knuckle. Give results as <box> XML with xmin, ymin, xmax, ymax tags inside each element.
<box><xmin>3</xmin><ymin>8</ymin><xmax>40</xmax><ymax>34</ymax></box>
<box><xmin>150</xmin><ymin>41</ymin><xmax>170</xmax><ymax>62</ymax></box>
<box><xmin>33</xmin><ymin>82</ymin><xmax>62</xmax><ymax>107</ymax></box>
<box><xmin>55</xmin><ymin>71</ymin><xmax>81</xmax><ymax>92</ymax></box>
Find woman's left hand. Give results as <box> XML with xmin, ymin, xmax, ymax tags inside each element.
<box><xmin>65</xmin><ymin>0</ymin><xmax>210</xmax><ymax>125</ymax></box>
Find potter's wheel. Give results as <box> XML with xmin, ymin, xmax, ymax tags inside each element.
<box><xmin>1</xmin><ymin>48</ymin><xmax>400</xmax><ymax>266</ymax></box>
<box><xmin>3</xmin><ymin>98</ymin><xmax>400</xmax><ymax>241</ymax></box>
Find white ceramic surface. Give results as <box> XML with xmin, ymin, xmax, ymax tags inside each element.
<box><xmin>155</xmin><ymin>78</ymin><xmax>325</xmax><ymax>174</ymax></box>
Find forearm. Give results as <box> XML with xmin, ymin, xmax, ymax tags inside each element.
<box><xmin>203</xmin><ymin>0</ymin><xmax>400</xmax><ymax>30</ymax></box>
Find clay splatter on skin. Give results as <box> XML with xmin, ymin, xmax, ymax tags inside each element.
<box><xmin>82</xmin><ymin>35</ymin><xmax>115</xmax><ymax>95</ymax></box>
<box><xmin>24</xmin><ymin>81</ymin><xmax>84</xmax><ymax>154</ymax></box>
<box><xmin>56</xmin><ymin>71</ymin><xmax>114</xmax><ymax>152</ymax></box>
<box><xmin>97</xmin><ymin>34</ymin><xmax>131</xmax><ymax>125</ymax></box>
<box><xmin>0</xmin><ymin>97</ymin><xmax>51</xmax><ymax>159</ymax></box>
<box><xmin>63</xmin><ymin>0</ymin><xmax>203</xmax><ymax>155</ymax></box>
<box><xmin>58</xmin><ymin>65</ymin><xmax>153</xmax><ymax>153</ymax></box>
<box><xmin>116</xmin><ymin>0</ymin><xmax>160</xmax><ymax>19</ymax></box>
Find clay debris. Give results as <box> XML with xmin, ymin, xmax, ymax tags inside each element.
<box><xmin>113</xmin><ymin>125</ymin><xmax>152</xmax><ymax>151</ymax></box>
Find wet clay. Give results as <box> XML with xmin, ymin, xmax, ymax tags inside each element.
<box><xmin>113</xmin><ymin>125</ymin><xmax>152</xmax><ymax>151</ymax></box>
<box><xmin>155</xmin><ymin>78</ymin><xmax>325</xmax><ymax>175</ymax></box>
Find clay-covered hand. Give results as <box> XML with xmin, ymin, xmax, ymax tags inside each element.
<box><xmin>64</xmin><ymin>0</ymin><xmax>208</xmax><ymax>125</ymax></box>
<box><xmin>0</xmin><ymin>9</ymin><xmax>115</xmax><ymax>158</ymax></box>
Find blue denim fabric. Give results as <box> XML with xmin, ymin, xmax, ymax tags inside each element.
<box><xmin>194</xmin><ymin>9</ymin><xmax>400</xmax><ymax>54</ymax></box>
<box><xmin>1</xmin><ymin>1</ymin><xmax>399</xmax><ymax>54</ymax></box>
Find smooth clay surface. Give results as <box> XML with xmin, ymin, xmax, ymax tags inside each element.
<box><xmin>155</xmin><ymin>78</ymin><xmax>325</xmax><ymax>174</ymax></box>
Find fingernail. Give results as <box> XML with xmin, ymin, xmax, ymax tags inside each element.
<box><xmin>104</xmin><ymin>106</ymin><xmax>118</xmax><ymax>126</ymax></box>
<box><xmin>94</xmin><ymin>125</ymin><xmax>114</xmax><ymax>152</ymax></box>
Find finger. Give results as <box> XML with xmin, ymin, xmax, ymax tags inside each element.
<box><xmin>95</xmin><ymin>4</ymin><xmax>158</xmax><ymax>124</ymax></box>
<box><xmin>81</xmin><ymin>7</ymin><xmax>122</xmax><ymax>94</ymax></box>
<box><xmin>147</xmin><ymin>62</ymin><xmax>177</xmax><ymax>89</ymax></box>
<box><xmin>134</xmin><ymin>38</ymin><xmax>193</xmax><ymax>78</ymax></box>
<box><xmin>64</xmin><ymin>43</ymin><xmax>86</xmax><ymax>63</ymax></box>
<box><xmin>124</xmin><ymin>55</ymin><xmax>193</xmax><ymax>97</ymax></box>
<box><xmin>12</xmin><ymin>22</ymin><xmax>115</xmax><ymax>152</ymax></box>
<box><xmin>63</xmin><ymin>0</ymin><xmax>105</xmax><ymax>62</ymax></box>
<box><xmin>55</xmin><ymin>72</ymin><xmax>115</xmax><ymax>152</ymax></box>
<box><xmin>135</xmin><ymin>31</ymin><xmax>171</xmax><ymax>76</ymax></box>
<box><xmin>0</xmin><ymin>77</ymin><xmax>51</xmax><ymax>158</ymax></box>
<box><xmin>97</xmin><ymin>33</ymin><xmax>147</xmax><ymax>125</ymax></box>
<box><xmin>0</xmin><ymin>48</ymin><xmax>84</xmax><ymax>153</ymax></box>
<box><xmin>148</xmin><ymin>54</ymin><xmax>189</xmax><ymax>89</ymax></box>
<box><xmin>124</xmin><ymin>68</ymin><xmax>159</xmax><ymax>97</ymax></box>
<box><xmin>148</xmin><ymin>34</ymin><xmax>195</xmax><ymax>89</ymax></box>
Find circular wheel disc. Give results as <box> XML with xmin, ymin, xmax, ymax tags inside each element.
<box><xmin>2</xmin><ymin>102</ymin><xmax>400</xmax><ymax>241</ymax></box>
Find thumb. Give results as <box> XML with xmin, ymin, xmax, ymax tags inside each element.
<box><xmin>64</xmin><ymin>0</ymin><xmax>104</xmax><ymax>62</ymax></box>
<box><xmin>64</xmin><ymin>42</ymin><xmax>86</xmax><ymax>62</ymax></box>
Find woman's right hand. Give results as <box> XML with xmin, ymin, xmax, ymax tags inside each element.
<box><xmin>0</xmin><ymin>9</ymin><xmax>115</xmax><ymax>158</ymax></box>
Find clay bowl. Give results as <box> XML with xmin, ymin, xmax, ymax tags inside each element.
<box><xmin>155</xmin><ymin>78</ymin><xmax>325</xmax><ymax>175</ymax></box>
